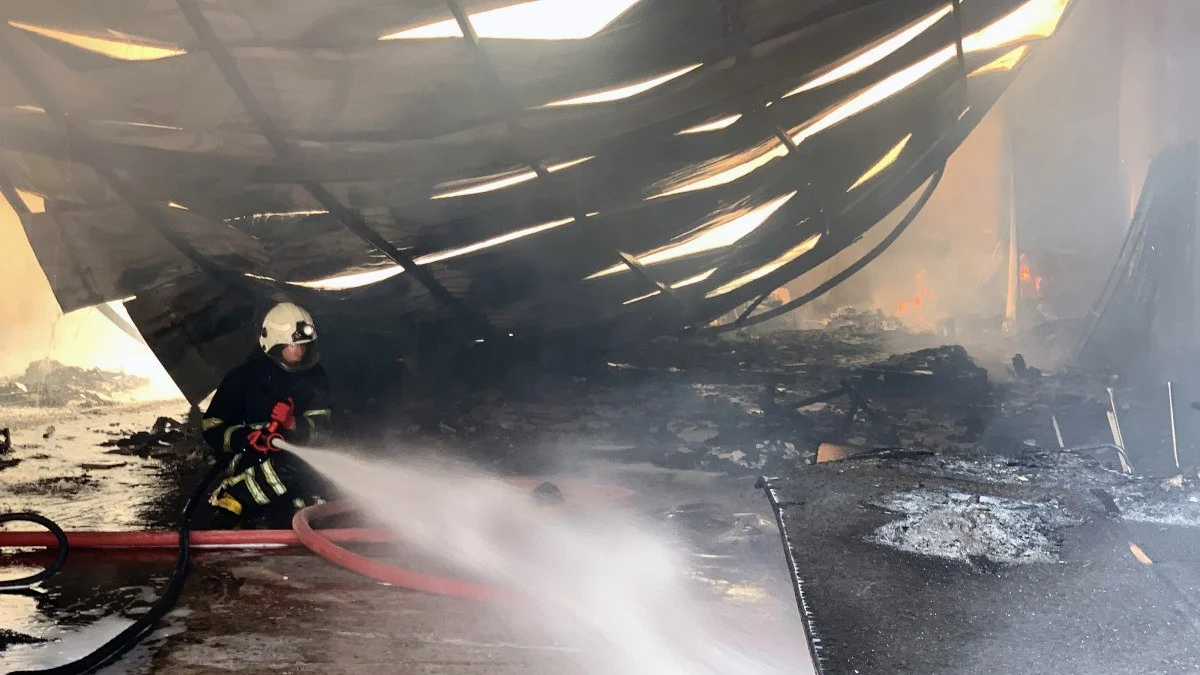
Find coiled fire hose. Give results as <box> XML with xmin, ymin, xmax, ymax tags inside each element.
<box><xmin>0</xmin><ymin>513</ymin><xmax>68</xmax><ymax>591</ymax></box>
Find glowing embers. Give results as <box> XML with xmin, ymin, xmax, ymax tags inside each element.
<box><xmin>1019</xmin><ymin>253</ymin><xmax>1043</xmax><ymax>297</ymax></box>
<box><xmin>783</xmin><ymin>5</ymin><xmax>953</xmax><ymax>98</ymax></box>
<box><xmin>432</xmin><ymin>157</ymin><xmax>593</xmax><ymax>200</ymax></box>
<box><xmin>648</xmin><ymin>138</ymin><xmax>788</xmax><ymax>200</ymax></box>
<box><xmin>588</xmin><ymin>192</ymin><xmax>797</xmax><ymax>280</ymax></box>
<box><xmin>704</xmin><ymin>233</ymin><xmax>821</xmax><ymax>299</ymax></box>
<box><xmin>970</xmin><ymin>45</ymin><xmax>1029</xmax><ymax>76</ymax></box>
<box><xmin>676</xmin><ymin>114</ymin><xmax>743</xmax><ymax>136</ymax></box>
<box><xmin>541</xmin><ymin>63</ymin><xmax>702</xmax><ymax>107</ymax></box>
<box><xmin>622</xmin><ymin>268</ymin><xmax>716</xmax><ymax>305</ymax></box>
<box><xmin>7</xmin><ymin>21</ymin><xmax>186</xmax><ymax>61</ymax></box>
<box><xmin>380</xmin><ymin>0</ymin><xmax>642</xmax><ymax>41</ymax></box>
<box><xmin>847</xmin><ymin>134</ymin><xmax>913</xmax><ymax>192</ymax></box>
<box><xmin>895</xmin><ymin>269</ymin><xmax>933</xmax><ymax>315</ymax></box>
<box><xmin>291</xmin><ymin>217</ymin><xmax>575</xmax><ymax>291</ymax></box>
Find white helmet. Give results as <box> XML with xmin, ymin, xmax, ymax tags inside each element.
<box><xmin>259</xmin><ymin>302</ymin><xmax>319</xmax><ymax>371</ymax></box>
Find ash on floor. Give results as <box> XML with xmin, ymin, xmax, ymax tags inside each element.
<box><xmin>867</xmin><ymin>489</ymin><xmax>1079</xmax><ymax>565</ymax></box>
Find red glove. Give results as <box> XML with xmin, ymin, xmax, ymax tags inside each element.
<box><xmin>247</xmin><ymin>428</ymin><xmax>284</xmax><ymax>454</ymax></box>
<box><xmin>270</xmin><ymin>398</ymin><xmax>296</xmax><ymax>431</ymax></box>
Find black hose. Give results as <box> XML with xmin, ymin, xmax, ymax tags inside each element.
<box><xmin>0</xmin><ymin>513</ymin><xmax>68</xmax><ymax>591</ymax></box>
<box><xmin>10</xmin><ymin>460</ymin><xmax>226</xmax><ymax>675</ymax></box>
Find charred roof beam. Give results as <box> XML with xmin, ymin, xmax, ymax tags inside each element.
<box><xmin>174</xmin><ymin>0</ymin><xmax>499</xmax><ymax>340</ymax></box>
<box><xmin>0</xmin><ymin>26</ymin><xmax>254</xmax><ymax>292</ymax></box>
<box><xmin>712</xmin><ymin>0</ymin><xmax>970</xmax><ymax>331</ymax></box>
<box><xmin>441</xmin><ymin>0</ymin><xmax>679</xmax><ymax>305</ymax></box>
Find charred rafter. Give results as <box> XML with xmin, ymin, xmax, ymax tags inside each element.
<box><xmin>0</xmin><ymin>27</ymin><xmax>255</xmax><ymax>292</ymax></box>
<box><xmin>441</xmin><ymin>0</ymin><xmax>679</xmax><ymax>305</ymax></box>
<box><xmin>175</xmin><ymin>0</ymin><xmax>499</xmax><ymax>339</ymax></box>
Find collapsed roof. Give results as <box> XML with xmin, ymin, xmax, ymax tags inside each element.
<box><xmin>0</xmin><ymin>0</ymin><xmax>1075</xmax><ymax>401</ymax></box>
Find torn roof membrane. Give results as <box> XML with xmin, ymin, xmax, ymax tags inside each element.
<box><xmin>0</xmin><ymin>0</ymin><xmax>1076</xmax><ymax>399</ymax></box>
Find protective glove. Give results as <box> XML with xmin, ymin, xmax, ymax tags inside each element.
<box><xmin>270</xmin><ymin>398</ymin><xmax>296</xmax><ymax>431</ymax></box>
<box><xmin>246</xmin><ymin>428</ymin><xmax>284</xmax><ymax>454</ymax></box>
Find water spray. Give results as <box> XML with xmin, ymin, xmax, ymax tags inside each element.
<box><xmin>2</xmin><ymin>439</ymin><xmax>809</xmax><ymax>674</ymax></box>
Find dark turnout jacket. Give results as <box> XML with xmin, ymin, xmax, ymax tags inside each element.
<box><xmin>201</xmin><ymin>353</ymin><xmax>333</xmax><ymax>457</ymax></box>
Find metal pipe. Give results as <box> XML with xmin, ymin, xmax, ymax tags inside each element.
<box><xmin>1062</xmin><ymin>442</ymin><xmax>1135</xmax><ymax>475</ymax></box>
<box><xmin>1105</xmin><ymin>387</ymin><xmax>1133</xmax><ymax>475</ymax></box>
<box><xmin>1168</xmin><ymin>381</ymin><xmax>1180</xmax><ymax>469</ymax></box>
<box><xmin>1051</xmin><ymin>414</ymin><xmax>1065</xmax><ymax>449</ymax></box>
<box><xmin>1003</xmin><ymin>123</ymin><xmax>1019</xmax><ymax>333</ymax></box>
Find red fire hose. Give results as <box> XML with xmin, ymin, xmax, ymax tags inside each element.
<box><xmin>1</xmin><ymin>479</ymin><xmax>634</xmax><ymax>603</ymax></box>
<box><xmin>0</xmin><ymin>527</ymin><xmax>394</xmax><ymax>550</ymax></box>
<box><xmin>289</xmin><ymin>479</ymin><xmax>635</xmax><ymax>602</ymax></box>
<box><xmin>291</xmin><ymin>500</ymin><xmax>515</xmax><ymax>603</ymax></box>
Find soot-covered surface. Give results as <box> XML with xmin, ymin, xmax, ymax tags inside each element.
<box><xmin>769</xmin><ymin>453</ymin><xmax>1200</xmax><ymax>674</ymax></box>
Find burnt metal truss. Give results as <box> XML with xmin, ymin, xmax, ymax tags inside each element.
<box><xmin>441</xmin><ymin>0</ymin><xmax>678</xmax><ymax>304</ymax></box>
<box><xmin>720</xmin><ymin>3</ymin><xmax>971</xmax><ymax>330</ymax></box>
<box><xmin>175</xmin><ymin>0</ymin><xmax>500</xmax><ymax>339</ymax></box>
<box><xmin>718</xmin><ymin>163</ymin><xmax>947</xmax><ymax>332</ymax></box>
<box><xmin>0</xmin><ymin>25</ymin><xmax>254</xmax><ymax>292</ymax></box>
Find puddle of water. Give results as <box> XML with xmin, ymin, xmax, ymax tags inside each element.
<box><xmin>0</xmin><ymin>615</ymin><xmax>135</xmax><ymax>671</ymax></box>
<box><xmin>0</xmin><ymin>401</ymin><xmax>191</xmax><ymax>530</ymax></box>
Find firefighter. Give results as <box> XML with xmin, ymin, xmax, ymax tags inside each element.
<box><xmin>200</xmin><ymin>302</ymin><xmax>335</xmax><ymax>527</ymax></box>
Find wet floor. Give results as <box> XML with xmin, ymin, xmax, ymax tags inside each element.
<box><xmin>0</xmin><ymin>401</ymin><xmax>195</xmax><ymax>530</ymax></box>
<box><xmin>1</xmin><ymin>403</ymin><xmax>814</xmax><ymax>674</ymax></box>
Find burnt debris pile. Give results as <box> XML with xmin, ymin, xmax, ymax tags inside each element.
<box><xmin>102</xmin><ymin>416</ymin><xmax>192</xmax><ymax>460</ymax></box>
<box><xmin>374</xmin><ymin>322</ymin><xmax>1168</xmax><ymax>477</ymax></box>
<box><xmin>0</xmin><ymin>360</ymin><xmax>150</xmax><ymax>407</ymax></box>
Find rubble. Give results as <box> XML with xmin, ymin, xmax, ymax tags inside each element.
<box><xmin>0</xmin><ymin>628</ymin><xmax>46</xmax><ymax>651</ymax></box>
<box><xmin>102</xmin><ymin>417</ymin><xmax>190</xmax><ymax>459</ymax></box>
<box><xmin>857</xmin><ymin>345</ymin><xmax>991</xmax><ymax>405</ymax></box>
<box><xmin>0</xmin><ymin>360</ymin><xmax>150</xmax><ymax>408</ymax></box>
<box><xmin>379</xmin><ymin>315</ymin><xmax>1187</xmax><ymax>485</ymax></box>
<box><xmin>1109</xmin><ymin>479</ymin><xmax>1200</xmax><ymax>527</ymax></box>
<box><xmin>10</xmin><ymin>474</ymin><xmax>99</xmax><ymax>497</ymax></box>
<box><xmin>867</xmin><ymin>489</ymin><xmax>1079</xmax><ymax>565</ymax></box>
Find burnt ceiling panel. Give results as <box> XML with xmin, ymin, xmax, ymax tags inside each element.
<box><xmin>0</xmin><ymin>0</ymin><xmax>1079</xmax><ymax>401</ymax></box>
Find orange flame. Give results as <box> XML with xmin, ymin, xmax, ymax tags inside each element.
<box><xmin>1019</xmin><ymin>255</ymin><xmax>1044</xmax><ymax>297</ymax></box>
<box><xmin>896</xmin><ymin>269</ymin><xmax>934</xmax><ymax>315</ymax></box>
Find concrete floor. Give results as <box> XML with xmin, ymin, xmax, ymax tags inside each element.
<box><xmin>0</xmin><ymin>402</ymin><xmax>814</xmax><ymax>674</ymax></box>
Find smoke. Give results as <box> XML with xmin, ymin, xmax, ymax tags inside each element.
<box><xmin>288</xmin><ymin>445</ymin><xmax>805</xmax><ymax>675</ymax></box>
